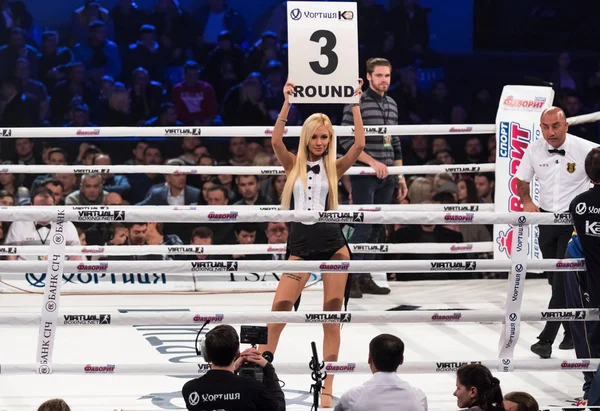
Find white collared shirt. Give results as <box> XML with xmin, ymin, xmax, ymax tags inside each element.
<box><xmin>167</xmin><ymin>186</ymin><xmax>185</xmax><ymax>206</ymax></box>
<box><xmin>292</xmin><ymin>158</ymin><xmax>329</xmax><ymax>217</ymax></box>
<box><xmin>515</xmin><ymin>133</ymin><xmax>598</xmax><ymax>212</ymax></box>
<box><xmin>334</xmin><ymin>372</ymin><xmax>427</xmax><ymax>411</ymax></box>
<box><xmin>4</xmin><ymin>221</ymin><xmax>81</xmax><ymax>260</ymax></box>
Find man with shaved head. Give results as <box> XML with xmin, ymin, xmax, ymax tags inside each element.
<box><xmin>515</xmin><ymin>106</ymin><xmax>598</xmax><ymax>359</ymax></box>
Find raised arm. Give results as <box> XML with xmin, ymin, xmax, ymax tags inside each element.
<box><xmin>271</xmin><ymin>82</ymin><xmax>296</xmax><ymax>173</ymax></box>
<box><xmin>336</xmin><ymin>79</ymin><xmax>365</xmax><ymax>178</ymax></box>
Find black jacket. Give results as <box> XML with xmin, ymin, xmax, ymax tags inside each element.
<box><xmin>182</xmin><ymin>365</ymin><xmax>284</xmax><ymax>411</ymax></box>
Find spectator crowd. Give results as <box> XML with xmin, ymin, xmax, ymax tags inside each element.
<box><xmin>1</xmin><ymin>0</ymin><xmax>599</xmax><ymax>410</ymax></box>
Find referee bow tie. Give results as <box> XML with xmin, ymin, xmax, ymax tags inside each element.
<box><xmin>548</xmin><ymin>148</ymin><xmax>566</xmax><ymax>156</ymax></box>
<box><xmin>35</xmin><ymin>223</ymin><xmax>51</xmax><ymax>230</ymax></box>
<box><xmin>307</xmin><ymin>164</ymin><xmax>320</xmax><ymax>174</ymax></box>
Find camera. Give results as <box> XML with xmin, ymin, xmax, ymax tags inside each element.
<box><xmin>238</xmin><ymin>325</ymin><xmax>271</xmax><ymax>383</ymax></box>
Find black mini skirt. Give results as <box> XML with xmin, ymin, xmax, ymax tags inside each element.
<box><xmin>286</xmin><ymin>222</ymin><xmax>348</xmax><ymax>260</ymax></box>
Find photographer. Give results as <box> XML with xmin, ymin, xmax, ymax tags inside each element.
<box><xmin>182</xmin><ymin>324</ymin><xmax>285</xmax><ymax>411</ymax></box>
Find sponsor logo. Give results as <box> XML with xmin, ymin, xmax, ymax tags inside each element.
<box><xmin>189</xmin><ymin>392</ymin><xmax>200</xmax><ymax>406</ymax></box>
<box><xmin>84</xmin><ymin>364</ymin><xmax>115</xmax><ymax>373</ymax></box>
<box><xmin>264</xmin><ymin>128</ymin><xmax>288</xmax><ymax>135</ymax></box>
<box><xmin>498</xmin><ymin>121</ymin><xmax>534</xmax><ymax>257</ymax></box>
<box><xmin>444</xmin><ymin>213</ymin><xmax>474</xmax><ymax>222</ymax></box>
<box><xmin>567</xmin><ymin>162</ymin><xmax>576</xmax><ymax>173</ymax></box>
<box><xmin>430</xmin><ymin>261</ymin><xmax>477</xmax><ymax>271</ymax></box>
<box><xmin>63</xmin><ymin>314</ymin><xmax>111</xmax><ymax>325</ymax></box>
<box><xmin>267</xmin><ymin>246</ymin><xmax>286</xmax><ymax>253</ymax></box>
<box><xmin>73</xmin><ymin>168</ymin><xmax>111</xmax><ymax>174</ymax></box>
<box><xmin>450</xmin><ymin>244</ymin><xmax>473</xmax><ymax>252</ymax></box>
<box><xmin>164</xmin><ymin>128</ymin><xmax>201</xmax><ymax>135</ymax></box>
<box><xmin>542</xmin><ymin>311</ymin><xmax>586</xmax><ymax>320</ymax></box>
<box><xmin>576</xmin><ymin>203</ymin><xmax>600</xmax><ymax>215</ymax></box>
<box><xmin>585</xmin><ymin>221</ymin><xmax>600</xmax><ymax>237</ymax></box>
<box><xmin>76</xmin><ymin>263</ymin><xmax>108</xmax><ymax>272</ymax></box>
<box><xmin>356</xmin><ymin>126</ymin><xmax>387</xmax><ymax>135</ymax></box>
<box><xmin>449</xmin><ymin>126</ymin><xmax>473</xmax><ymax>133</ymax></box>
<box><xmin>207</xmin><ymin>211</ymin><xmax>238</xmax><ymax>221</ymax></box>
<box><xmin>445</xmin><ymin>166</ymin><xmax>481</xmax><ymax>173</ymax></box>
<box><xmin>318</xmin><ymin>212</ymin><xmax>364</xmax><ymax>223</ymax></box>
<box><xmin>511</xmin><ymin>266</ymin><xmax>522</xmax><ymax>302</ymax></box>
<box><xmin>502</xmin><ymin>96</ymin><xmax>546</xmax><ymax>111</ymax></box>
<box><xmin>436</xmin><ymin>361</ymin><xmax>481</xmax><ymax>372</ymax></box>
<box><xmin>77</xmin><ymin>210</ymin><xmax>125</xmax><ymax>221</ymax></box>
<box><xmin>191</xmin><ymin>261</ymin><xmax>238</xmax><ymax>272</ymax></box>
<box><xmin>325</xmin><ymin>363</ymin><xmax>355</xmax><ymax>373</ymax></box>
<box><xmin>443</xmin><ymin>205</ymin><xmax>480</xmax><ymax>212</ymax></box>
<box><xmin>431</xmin><ymin>313</ymin><xmax>461</xmax><ymax>321</ymax></box>
<box><xmin>358</xmin><ymin>207</ymin><xmax>381</xmax><ymax>211</ymax></box>
<box><xmin>305</xmin><ymin>313</ymin><xmax>352</xmax><ymax>323</ymax></box>
<box><xmin>0</xmin><ymin>247</ymin><xmax>16</xmax><ymax>254</ymax></box>
<box><xmin>81</xmin><ymin>247</ymin><xmax>104</xmax><ymax>254</ymax></box>
<box><xmin>260</xmin><ymin>169</ymin><xmax>280</xmax><ymax>174</ymax></box>
<box><xmin>197</xmin><ymin>363</ymin><xmax>211</xmax><ymax>373</ymax></box>
<box><xmin>1</xmin><ymin>129</ymin><xmax>11</xmax><ymax>137</ymax></box>
<box><xmin>25</xmin><ymin>273</ymin><xmax>168</xmax><ymax>288</ymax></box>
<box><xmin>290</xmin><ymin>9</ymin><xmax>354</xmax><ymax>20</ymax></box>
<box><xmin>193</xmin><ymin>314</ymin><xmax>224</xmax><ymax>323</ymax></box>
<box><xmin>319</xmin><ymin>262</ymin><xmax>350</xmax><ymax>271</ymax></box>
<box><xmin>167</xmin><ymin>246</ymin><xmax>203</xmax><ymax>253</ymax></box>
<box><xmin>561</xmin><ymin>360</ymin><xmax>590</xmax><ymax>369</ymax></box>
<box><xmin>555</xmin><ymin>260</ymin><xmax>585</xmax><ymax>269</ymax></box>
<box><xmin>76</xmin><ymin>129</ymin><xmax>100</xmax><ymax>136</ymax></box>
<box><xmin>553</xmin><ymin>213</ymin><xmax>571</xmax><ymax>224</ymax></box>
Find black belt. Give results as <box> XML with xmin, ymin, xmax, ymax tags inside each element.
<box><xmin>540</xmin><ymin>208</ymin><xmax>567</xmax><ymax>214</ymax></box>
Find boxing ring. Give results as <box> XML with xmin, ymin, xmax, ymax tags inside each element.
<box><xmin>0</xmin><ymin>110</ymin><xmax>599</xmax><ymax>411</ymax></box>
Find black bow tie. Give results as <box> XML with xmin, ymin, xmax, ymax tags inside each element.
<box><xmin>548</xmin><ymin>149</ymin><xmax>566</xmax><ymax>156</ymax></box>
<box><xmin>35</xmin><ymin>223</ymin><xmax>51</xmax><ymax>230</ymax></box>
<box><xmin>307</xmin><ymin>164</ymin><xmax>320</xmax><ymax>174</ymax></box>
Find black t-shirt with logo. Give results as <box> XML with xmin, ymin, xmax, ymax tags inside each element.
<box><xmin>182</xmin><ymin>366</ymin><xmax>284</xmax><ymax>411</ymax></box>
<box><xmin>569</xmin><ymin>185</ymin><xmax>600</xmax><ymax>306</ymax></box>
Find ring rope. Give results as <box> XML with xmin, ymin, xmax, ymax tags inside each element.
<box><xmin>0</xmin><ymin>208</ymin><xmax>571</xmax><ymax>224</ymax></box>
<box><xmin>0</xmin><ymin>163</ymin><xmax>494</xmax><ymax>175</ymax></box>
<box><xmin>2</xmin><ymin>309</ymin><xmax>596</xmax><ymax>326</ymax></box>
<box><xmin>3</xmin><ymin>359</ymin><xmax>598</xmax><ymax>375</ymax></box>
<box><xmin>0</xmin><ymin>258</ymin><xmax>583</xmax><ymax>275</ymax></box>
<box><xmin>0</xmin><ymin>108</ymin><xmax>596</xmax><ymax>138</ymax></box>
<box><xmin>0</xmin><ymin>242</ymin><xmax>494</xmax><ymax>256</ymax></box>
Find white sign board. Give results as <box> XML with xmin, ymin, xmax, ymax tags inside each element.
<box><xmin>493</xmin><ymin>85</ymin><xmax>555</xmax><ymax>263</ymax></box>
<box><xmin>287</xmin><ymin>1</ymin><xmax>359</xmax><ymax>104</ymax></box>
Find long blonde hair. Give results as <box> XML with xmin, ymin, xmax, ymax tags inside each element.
<box><xmin>280</xmin><ymin>113</ymin><xmax>338</xmax><ymax>211</ymax></box>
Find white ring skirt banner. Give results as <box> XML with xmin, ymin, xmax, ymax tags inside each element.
<box><xmin>0</xmin><ymin>163</ymin><xmax>494</xmax><ymax>175</ymax></box>
<box><xmin>0</xmin><ymin>242</ymin><xmax>493</xmax><ymax>256</ymax></box>
<box><xmin>0</xmin><ymin>208</ymin><xmax>573</xmax><ymax>225</ymax></box>
<box><xmin>2</xmin><ymin>309</ymin><xmax>597</xmax><ymax>327</ymax></box>
<box><xmin>2</xmin><ymin>359</ymin><xmax>599</xmax><ymax>376</ymax></box>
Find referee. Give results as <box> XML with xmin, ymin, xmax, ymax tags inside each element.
<box><xmin>515</xmin><ymin>106</ymin><xmax>597</xmax><ymax>359</ymax></box>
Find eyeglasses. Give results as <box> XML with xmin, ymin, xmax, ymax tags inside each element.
<box><xmin>268</xmin><ymin>228</ymin><xmax>288</xmax><ymax>234</ymax></box>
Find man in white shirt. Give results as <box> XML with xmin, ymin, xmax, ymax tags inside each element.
<box><xmin>5</xmin><ymin>186</ymin><xmax>81</xmax><ymax>261</ymax></box>
<box><xmin>515</xmin><ymin>106</ymin><xmax>597</xmax><ymax>358</ymax></box>
<box><xmin>334</xmin><ymin>334</ymin><xmax>427</xmax><ymax>411</ymax></box>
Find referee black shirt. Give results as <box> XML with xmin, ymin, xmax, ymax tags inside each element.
<box><xmin>569</xmin><ymin>185</ymin><xmax>600</xmax><ymax>306</ymax></box>
<box><xmin>182</xmin><ymin>364</ymin><xmax>284</xmax><ymax>411</ymax></box>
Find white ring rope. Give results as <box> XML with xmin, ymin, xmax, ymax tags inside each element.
<box><xmin>0</xmin><ymin>108</ymin><xmax>597</xmax><ymax>139</ymax></box>
<box><xmin>0</xmin><ymin>124</ymin><xmax>496</xmax><ymax>138</ymax></box>
<box><xmin>2</xmin><ymin>309</ymin><xmax>596</xmax><ymax>327</ymax></box>
<box><xmin>1</xmin><ymin>359</ymin><xmax>597</xmax><ymax>375</ymax></box>
<box><xmin>0</xmin><ymin>258</ymin><xmax>584</xmax><ymax>276</ymax></box>
<box><xmin>0</xmin><ymin>242</ymin><xmax>493</xmax><ymax>256</ymax></box>
<box><xmin>0</xmin><ymin>163</ymin><xmax>494</xmax><ymax>175</ymax></box>
<box><xmin>0</xmin><ymin>208</ymin><xmax>571</xmax><ymax>224</ymax></box>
